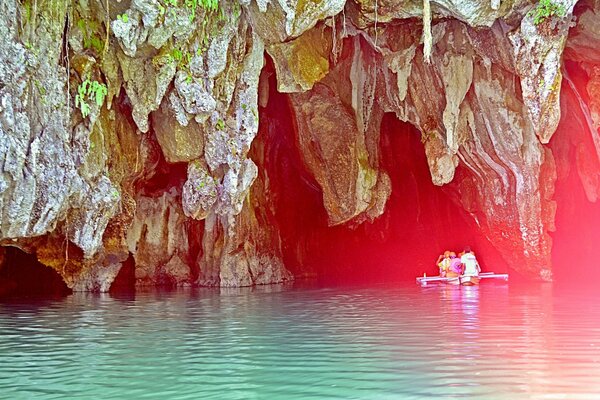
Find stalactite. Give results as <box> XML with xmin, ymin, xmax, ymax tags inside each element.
<box><xmin>422</xmin><ymin>0</ymin><xmax>432</xmax><ymax>64</ymax></box>
<box><xmin>374</xmin><ymin>0</ymin><xmax>379</xmax><ymax>48</ymax></box>
<box><xmin>332</xmin><ymin>15</ymin><xmax>340</xmax><ymax>65</ymax></box>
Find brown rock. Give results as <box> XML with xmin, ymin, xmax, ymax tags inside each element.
<box><xmin>267</xmin><ymin>25</ymin><xmax>331</xmax><ymax>93</ymax></box>
<box><xmin>290</xmin><ymin>83</ymin><xmax>388</xmax><ymax>225</ymax></box>
<box><xmin>127</xmin><ymin>189</ymin><xmax>191</xmax><ymax>286</ymax></box>
<box><xmin>151</xmin><ymin>98</ymin><xmax>204</xmax><ymax>163</ymax></box>
<box><xmin>162</xmin><ymin>254</ymin><xmax>193</xmax><ymax>287</ymax></box>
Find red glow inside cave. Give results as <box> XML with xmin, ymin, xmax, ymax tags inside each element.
<box><xmin>257</xmin><ymin>65</ymin><xmax>509</xmax><ymax>284</ymax></box>
<box><xmin>548</xmin><ymin>61</ymin><xmax>600</xmax><ymax>284</ymax></box>
<box><xmin>256</xmin><ymin>55</ymin><xmax>600</xmax><ymax>285</ymax></box>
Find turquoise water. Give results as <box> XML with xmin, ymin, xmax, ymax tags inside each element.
<box><xmin>1</xmin><ymin>282</ymin><xmax>600</xmax><ymax>399</ymax></box>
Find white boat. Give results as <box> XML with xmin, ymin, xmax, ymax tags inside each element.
<box><xmin>416</xmin><ymin>272</ymin><xmax>509</xmax><ymax>287</ymax></box>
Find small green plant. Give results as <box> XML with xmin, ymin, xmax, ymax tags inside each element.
<box><xmin>215</xmin><ymin>119</ymin><xmax>225</xmax><ymax>130</ymax></box>
<box><xmin>21</xmin><ymin>0</ymin><xmax>32</xmax><ymax>23</ymax></box>
<box><xmin>77</xmin><ymin>19</ymin><xmax>104</xmax><ymax>53</ymax></box>
<box><xmin>33</xmin><ymin>79</ymin><xmax>46</xmax><ymax>95</ymax></box>
<box><xmin>117</xmin><ymin>13</ymin><xmax>129</xmax><ymax>23</ymax></box>
<box><xmin>171</xmin><ymin>47</ymin><xmax>194</xmax><ymax>82</ymax></box>
<box><xmin>186</xmin><ymin>0</ymin><xmax>219</xmax><ymax>22</ymax></box>
<box><xmin>158</xmin><ymin>0</ymin><xmax>178</xmax><ymax>18</ymax></box>
<box><xmin>530</xmin><ymin>0</ymin><xmax>567</xmax><ymax>25</ymax></box>
<box><xmin>23</xmin><ymin>40</ymin><xmax>40</xmax><ymax>58</ymax></box>
<box><xmin>75</xmin><ymin>78</ymin><xmax>108</xmax><ymax>118</ymax></box>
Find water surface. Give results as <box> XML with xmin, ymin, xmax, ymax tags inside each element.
<box><xmin>1</xmin><ymin>282</ymin><xmax>599</xmax><ymax>399</ymax></box>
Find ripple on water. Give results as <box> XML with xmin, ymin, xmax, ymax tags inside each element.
<box><xmin>1</xmin><ymin>283</ymin><xmax>600</xmax><ymax>399</ymax></box>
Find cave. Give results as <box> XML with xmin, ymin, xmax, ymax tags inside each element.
<box><xmin>257</xmin><ymin>63</ymin><xmax>510</xmax><ymax>284</ymax></box>
<box><xmin>0</xmin><ymin>0</ymin><xmax>599</xmax><ymax>292</ymax></box>
<box><xmin>0</xmin><ymin>247</ymin><xmax>71</xmax><ymax>299</ymax></box>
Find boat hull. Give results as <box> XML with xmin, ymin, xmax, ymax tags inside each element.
<box><xmin>416</xmin><ymin>273</ymin><xmax>508</xmax><ymax>286</ymax></box>
<box><xmin>460</xmin><ymin>276</ymin><xmax>480</xmax><ymax>286</ymax></box>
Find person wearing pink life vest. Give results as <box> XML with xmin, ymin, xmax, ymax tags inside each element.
<box><xmin>448</xmin><ymin>252</ymin><xmax>463</xmax><ymax>276</ymax></box>
<box><xmin>460</xmin><ymin>246</ymin><xmax>481</xmax><ymax>277</ymax></box>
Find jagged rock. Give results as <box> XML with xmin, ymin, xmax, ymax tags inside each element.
<box><xmin>267</xmin><ymin>25</ymin><xmax>331</xmax><ymax>92</ymax></box>
<box><xmin>182</xmin><ymin>160</ymin><xmax>219</xmax><ymax>220</ymax></box>
<box><xmin>151</xmin><ymin>96</ymin><xmax>204</xmax><ymax>163</ymax></box>
<box><xmin>288</xmin><ymin>35</ymin><xmax>390</xmax><ymax>226</ymax></box>
<box><xmin>0</xmin><ymin>0</ymin><xmax>118</xmax><ymax>259</ymax></box>
<box><xmin>565</xmin><ymin>3</ymin><xmax>600</xmax><ymax>64</ymax></box>
<box><xmin>423</xmin><ymin>131</ymin><xmax>459</xmax><ymax>186</ymax></box>
<box><xmin>11</xmin><ymin>104</ymin><xmax>143</xmax><ymax>291</ymax></box>
<box><xmin>245</xmin><ymin>0</ymin><xmax>345</xmax><ymax>43</ymax></box>
<box><xmin>117</xmin><ymin>50</ymin><xmax>177</xmax><ymax>133</ymax></box>
<box><xmin>126</xmin><ymin>188</ymin><xmax>191</xmax><ymax>286</ymax></box>
<box><xmin>69</xmin><ymin>176</ymin><xmax>120</xmax><ymax>258</ymax></box>
<box><xmin>162</xmin><ymin>254</ymin><xmax>193</xmax><ymax>286</ymax></box>
<box><xmin>197</xmin><ymin>139</ymin><xmax>292</xmax><ymax>287</ymax></box>
<box><xmin>351</xmin><ymin>0</ymin><xmax>530</xmax><ymax>28</ymax></box>
<box><xmin>508</xmin><ymin>0</ymin><xmax>578</xmax><ymax>143</ymax></box>
<box><xmin>111</xmin><ymin>0</ymin><xmax>195</xmax><ymax>57</ymax></box>
<box><xmin>459</xmin><ymin>62</ymin><xmax>553</xmax><ymax>278</ymax></box>
<box><xmin>71</xmin><ymin>263</ymin><xmax>122</xmax><ymax>292</ymax></box>
<box><xmin>189</xmin><ymin>25</ymin><xmax>265</xmax><ymax>228</ymax></box>
<box><xmin>290</xmin><ymin>82</ymin><xmax>388</xmax><ymax>225</ymax></box>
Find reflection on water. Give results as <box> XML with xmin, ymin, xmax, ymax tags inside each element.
<box><xmin>1</xmin><ymin>282</ymin><xmax>600</xmax><ymax>399</ymax></box>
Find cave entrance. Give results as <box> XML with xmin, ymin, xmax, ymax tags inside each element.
<box><xmin>0</xmin><ymin>246</ymin><xmax>71</xmax><ymax>299</ymax></box>
<box><xmin>259</xmin><ymin>64</ymin><xmax>495</xmax><ymax>283</ymax></box>
<box><xmin>549</xmin><ymin>61</ymin><xmax>600</xmax><ymax>284</ymax></box>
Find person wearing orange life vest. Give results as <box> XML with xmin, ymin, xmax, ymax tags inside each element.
<box><xmin>460</xmin><ymin>246</ymin><xmax>481</xmax><ymax>277</ymax></box>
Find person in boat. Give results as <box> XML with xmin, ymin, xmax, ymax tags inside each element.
<box><xmin>447</xmin><ymin>252</ymin><xmax>463</xmax><ymax>277</ymax></box>
<box><xmin>436</xmin><ymin>251</ymin><xmax>452</xmax><ymax>277</ymax></box>
<box><xmin>460</xmin><ymin>246</ymin><xmax>481</xmax><ymax>277</ymax></box>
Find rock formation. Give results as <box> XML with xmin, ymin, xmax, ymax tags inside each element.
<box><xmin>0</xmin><ymin>0</ymin><xmax>599</xmax><ymax>292</ymax></box>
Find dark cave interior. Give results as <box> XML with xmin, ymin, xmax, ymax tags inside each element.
<box><xmin>258</xmin><ymin>66</ymin><xmax>512</xmax><ymax>284</ymax></box>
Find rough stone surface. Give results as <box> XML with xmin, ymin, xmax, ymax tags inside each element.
<box><xmin>126</xmin><ymin>189</ymin><xmax>191</xmax><ymax>286</ymax></box>
<box><xmin>267</xmin><ymin>25</ymin><xmax>332</xmax><ymax>92</ymax></box>
<box><xmin>0</xmin><ymin>0</ymin><xmax>124</xmax><ymax>289</ymax></box>
<box><xmin>351</xmin><ymin>0</ymin><xmax>530</xmax><ymax>27</ymax></box>
<box><xmin>509</xmin><ymin>0</ymin><xmax>578</xmax><ymax>143</ymax></box>
<box><xmin>151</xmin><ymin>97</ymin><xmax>204</xmax><ymax>163</ymax></box>
<box><xmin>245</xmin><ymin>0</ymin><xmax>345</xmax><ymax>43</ymax></box>
<box><xmin>290</xmin><ymin>82</ymin><xmax>389</xmax><ymax>226</ymax></box>
<box><xmin>197</xmin><ymin>131</ymin><xmax>293</xmax><ymax>287</ymax></box>
<box><xmin>2</xmin><ymin>0</ymin><xmax>600</xmax><ymax>289</ymax></box>
<box><xmin>182</xmin><ymin>160</ymin><xmax>219</xmax><ymax>220</ymax></box>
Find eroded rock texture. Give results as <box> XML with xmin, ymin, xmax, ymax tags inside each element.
<box><xmin>1</xmin><ymin>0</ymin><xmax>599</xmax><ymax>291</ymax></box>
